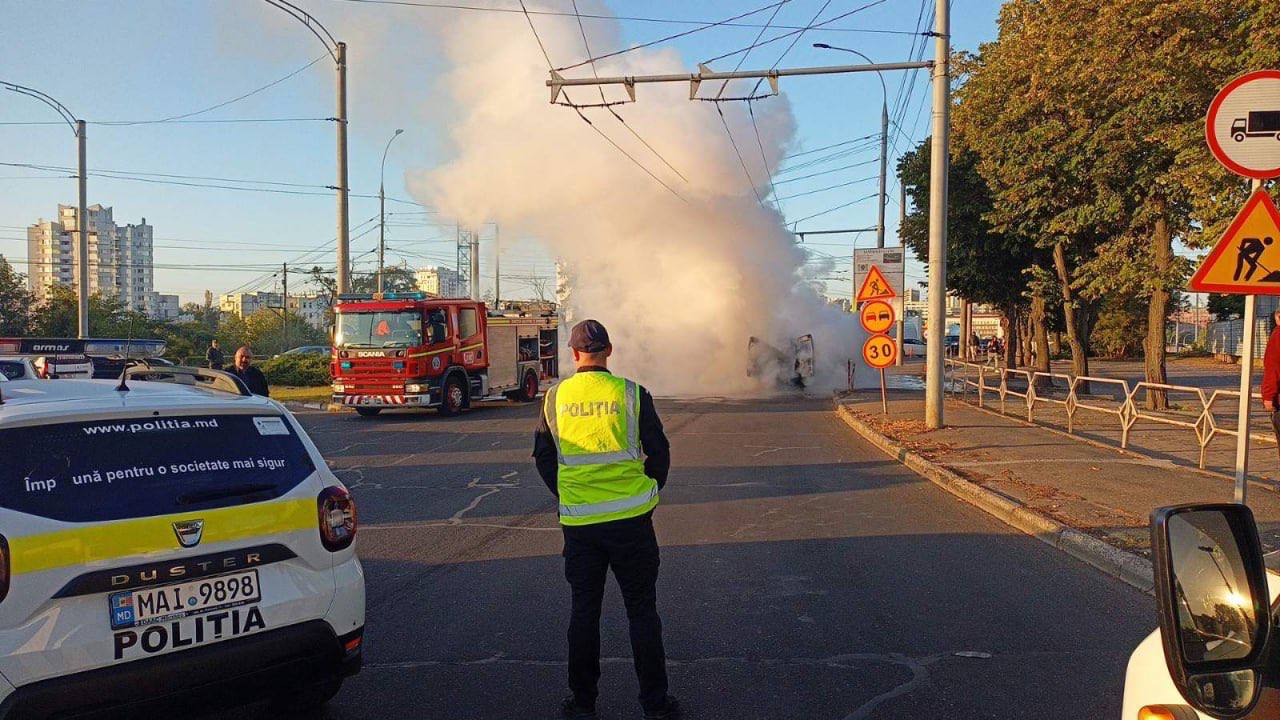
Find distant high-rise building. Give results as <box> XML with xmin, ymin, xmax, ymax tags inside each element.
<box><xmin>26</xmin><ymin>204</ymin><xmax>163</xmax><ymax>316</ymax></box>
<box><xmin>415</xmin><ymin>266</ymin><xmax>463</xmax><ymax>297</ymax></box>
<box><xmin>219</xmin><ymin>291</ymin><xmax>330</xmax><ymax>331</ymax></box>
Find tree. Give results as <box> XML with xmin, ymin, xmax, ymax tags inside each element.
<box><xmin>350</xmin><ymin>266</ymin><xmax>417</xmax><ymax>294</ymax></box>
<box><xmin>0</xmin><ymin>257</ymin><xmax>31</xmax><ymax>335</ymax></box>
<box><xmin>1208</xmin><ymin>293</ymin><xmax>1244</xmax><ymax>321</ymax></box>
<box><xmin>898</xmin><ymin>141</ymin><xmax>1036</xmax><ymax>368</ymax></box>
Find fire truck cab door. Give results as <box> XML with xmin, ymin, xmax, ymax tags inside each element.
<box><xmin>454</xmin><ymin>304</ymin><xmax>487</xmax><ymax>371</ymax></box>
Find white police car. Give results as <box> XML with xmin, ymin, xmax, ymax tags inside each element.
<box><xmin>0</xmin><ymin>367</ymin><xmax>364</xmax><ymax>717</ymax></box>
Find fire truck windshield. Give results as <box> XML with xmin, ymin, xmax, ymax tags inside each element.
<box><xmin>336</xmin><ymin>311</ymin><xmax>423</xmax><ymax>348</ymax></box>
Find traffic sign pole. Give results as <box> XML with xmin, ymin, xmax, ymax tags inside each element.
<box><xmin>1235</xmin><ymin>176</ymin><xmax>1265</xmax><ymax>505</ymax></box>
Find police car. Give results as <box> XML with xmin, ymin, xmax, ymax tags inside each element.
<box><xmin>0</xmin><ymin>366</ymin><xmax>364</xmax><ymax>717</ymax></box>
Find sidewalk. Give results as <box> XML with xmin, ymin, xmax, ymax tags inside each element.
<box><xmin>834</xmin><ymin>389</ymin><xmax>1280</xmax><ymax>568</ymax></box>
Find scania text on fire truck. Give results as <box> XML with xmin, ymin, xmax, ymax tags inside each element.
<box><xmin>330</xmin><ymin>292</ymin><xmax>559</xmax><ymax>417</ymax></box>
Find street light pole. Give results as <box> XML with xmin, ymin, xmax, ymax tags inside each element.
<box><xmin>378</xmin><ymin>128</ymin><xmax>404</xmax><ymax>294</ymax></box>
<box><xmin>924</xmin><ymin>0</ymin><xmax>951</xmax><ymax>429</ymax></box>
<box><xmin>1</xmin><ymin>81</ymin><xmax>88</xmax><ymax>337</ymax></box>
<box><xmin>262</xmin><ymin>1</ymin><xmax>349</xmax><ymax>293</ymax></box>
<box><xmin>812</xmin><ymin>44</ymin><xmax>888</xmax><ymax>249</ymax></box>
<box><xmin>336</xmin><ymin>41</ymin><xmax>350</xmax><ymax>294</ymax></box>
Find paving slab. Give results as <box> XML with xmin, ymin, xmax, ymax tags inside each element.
<box><xmin>835</xmin><ymin>388</ymin><xmax>1280</xmax><ymax>558</ymax></box>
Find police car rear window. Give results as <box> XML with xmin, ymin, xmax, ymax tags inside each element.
<box><xmin>0</xmin><ymin>415</ymin><xmax>315</xmax><ymax>522</ymax></box>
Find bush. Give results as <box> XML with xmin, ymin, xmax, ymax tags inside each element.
<box><xmin>260</xmin><ymin>353</ymin><xmax>331</xmax><ymax>387</ymax></box>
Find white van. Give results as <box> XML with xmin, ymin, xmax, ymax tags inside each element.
<box><xmin>0</xmin><ymin>368</ymin><xmax>364</xmax><ymax>717</ymax></box>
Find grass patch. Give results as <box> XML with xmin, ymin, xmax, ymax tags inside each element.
<box><xmin>270</xmin><ymin>386</ymin><xmax>331</xmax><ymax>402</ymax></box>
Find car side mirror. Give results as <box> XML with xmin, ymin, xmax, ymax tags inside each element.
<box><xmin>1152</xmin><ymin>503</ymin><xmax>1272</xmax><ymax>719</ymax></box>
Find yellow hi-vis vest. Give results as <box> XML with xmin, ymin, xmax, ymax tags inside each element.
<box><xmin>544</xmin><ymin>371</ymin><xmax>659</xmax><ymax>526</ymax></box>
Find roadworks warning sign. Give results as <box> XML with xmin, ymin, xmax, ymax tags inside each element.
<box><xmin>1189</xmin><ymin>189</ymin><xmax>1280</xmax><ymax>295</ymax></box>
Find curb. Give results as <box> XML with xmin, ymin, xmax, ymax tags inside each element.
<box><xmin>833</xmin><ymin>402</ymin><xmax>1155</xmax><ymax>595</ymax></box>
<box><xmin>283</xmin><ymin>401</ymin><xmax>346</xmax><ymax>413</ymax></box>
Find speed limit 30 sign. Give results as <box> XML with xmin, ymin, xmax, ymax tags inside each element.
<box><xmin>862</xmin><ymin>334</ymin><xmax>897</xmax><ymax>369</ymax></box>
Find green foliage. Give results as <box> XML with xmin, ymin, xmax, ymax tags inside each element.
<box><xmin>1208</xmin><ymin>293</ymin><xmax>1245</xmax><ymax>320</ymax></box>
<box><xmin>1089</xmin><ymin>294</ymin><xmax>1149</xmax><ymax>359</ymax></box>
<box><xmin>0</xmin><ymin>257</ymin><xmax>31</xmax><ymax>335</ymax></box>
<box><xmin>260</xmin><ymin>353</ymin><xmax>331</xmax><ymax>387</ymax></box>
<box><xmin>350</xmin><ymin>266</ymin><xmax>417</xmax><ymax>294</ymax></box>
<box><xmin>897</xmin><ymin>142</ymin><xmax>1033</xmax><ymax>312</ymax></box>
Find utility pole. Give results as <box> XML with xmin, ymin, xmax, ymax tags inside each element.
<box><xmin>281</xmin><ymin>263</ymin><xmax>289</xmax><ymax>352</ymax></box>
<box><xmin>924</xmin><ymin>0</ymin><xmax>951</xmax><ymax>429</ymax></box>
<box><xmin>76</xmin><ymin>120</ymin><xmax>88</xmax><ymax>339</ymax></box>
<box><xmin>897</xmin><ymin>182</ymin><xmax>906</xmax><ymax>366</ymax></box>
<box><xmin>470</xmin><ymin>229</ymin><xmax>481</xmax><ymax>301</ymax></box>
<box><xmin>493</xmin><ymin>224</ymin><xmax>501</xmax><ymax>309</ymax></box>
<box><xmin>2</xmin><ymin>81</ymin><xmax>88</xmax><ymax>336</ymax></box>
<box><xmin>262</xmin><ymin>3</ymin><xmax>348</xmax><ymax>293</ymax></box>
<box><xmin>336</xmin><ymin>41</ymin><xmax>350</xmax><ymax>294</ymax></box>
<box><xmin>378</xmin><ymin>128</ymin><xmax>404</xmax><ymax>295</ymax></box>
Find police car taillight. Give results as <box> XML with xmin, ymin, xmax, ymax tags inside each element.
<box><xmin>318</xmin><ymin>486</ymin><xmax>357</xmax><ymax>551</ymax></box>
<box><xmin>0</xmin><ymin>535</ymin><xmax>9</xmax><ymax>603</ymax></box>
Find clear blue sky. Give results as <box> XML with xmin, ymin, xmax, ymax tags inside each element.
<box><xmin>0</xmin><ymin>0</ymin><xmax>1002</xmax><ymax>305</ymax></box>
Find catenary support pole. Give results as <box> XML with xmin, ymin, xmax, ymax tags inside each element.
<box><xmin>494</xmin><ymin>224</ymin><xmax>501</xmax><ymax>308</ymax></box>
<box><xmin>878</xmin><ymin>102</ymin><xmax>888</xmax><ymax>249</ymax></box>
<box><xmin>76</xmin><ymin>119</ymin><xmax>88</xmax><ymax>339</ymax></box>
<box><xmin>282</xmin><ymin>263</ymin><xmax>289</xmax><ymax>352</ymax></box>
<box><xmin>924</xmin><ymin>0</ymin><xmax>950</xmax><ymax>429</ymax></box>
<box><xmin>470</xmin><ymin>229</ymin><xmax>480</xmax><ymax>301</ymax></box>
<box><xmin>336</xmin><ymin>42</ymin><xmax>350</xmax><ymax>295</ymax></box>
<box><xmin>1235</xmin><ymin>177</ymin><xmax>1265</xmax><ymax>505</ymax></box>
<box><xmin>897</xmin><ymin>182</ymin><xmax>906</xmax><ymax>366</ymax></box>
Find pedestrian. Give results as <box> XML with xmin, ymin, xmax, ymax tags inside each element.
<box><xmin>206</xmin><ymin>338</ymin><xmax>224</xmax><ymax>370</ymax></box>
<box><xmin>1262</xmin><ymin>310</ymin><xmax>1280</xmax><ymax>457</ymax></box>
<box><xmin>228</xmin><ymin>346</ymin><xmax>270</xmax><ymax>397</ymax></box>
<box><xmin>532</xmin><ymin>319</ymin><xmax>679</xmax><ymax>720</ymax></box>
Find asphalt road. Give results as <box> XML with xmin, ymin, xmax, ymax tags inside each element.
<box><xmin>223</xmin><ymin>394</ymin><xmax>1155</xmax><ymax>719</ymax></box>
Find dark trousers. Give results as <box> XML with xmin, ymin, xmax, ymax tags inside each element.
<box><xmin>1272</xmin><ymin>411</ymin><xmax>1280</xmax><ymax>455</ymax></box>
<box><xmin>563</xmin><ymin>513</ymin><xmax>668</xmax><ymax>711</ymax></box>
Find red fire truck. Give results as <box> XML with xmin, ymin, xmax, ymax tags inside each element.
<box><xmin>330</xmin><ymin>292</ymin><xmax>559</xmax><ymax>417</ymax></box>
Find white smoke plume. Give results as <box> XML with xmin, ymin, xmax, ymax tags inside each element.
<box><xmin>408</xmin><ymin>3</ymin><xmax>856</xmax><ymax>396</ymax></box>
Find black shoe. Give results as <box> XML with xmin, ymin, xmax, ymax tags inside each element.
<box><xmin>643</xmin><ymin>695</ymin><xmax>680</xmax><ymax>719</ymax></box>
<box><xmin>559</xmin><ymin>696</ymin><xmax>597</xmax><ymax>719</ymax></box>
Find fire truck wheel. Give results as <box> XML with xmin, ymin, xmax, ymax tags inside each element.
<box><xmin>355</xmin><ymin>407</ymin><xmax>382</xmax><ymax>417</ymax></box>
<box><xmin>440</xmin><ymin>376</ymin><xmax>466</xmax><ymax>416</ymax></box>
<box><xmin>519</xmin><ymin>370</ymin><xmax>539</xmax><ymax>402</ymax></box>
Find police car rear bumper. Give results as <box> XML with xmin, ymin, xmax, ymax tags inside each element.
<box><xmin>0</xmin><ymin>621</ymin><xmax>362</xmax><ymax>719</ymax></box>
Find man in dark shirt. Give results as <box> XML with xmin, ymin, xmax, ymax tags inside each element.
<box><xmin>205</xmin><ymin>339</ymin><xmax>224</xmax><ymax>370</ymax></box>
<box><xmin>228</xmin><ymin>346</ymin><xmax>269</xmax><ymax>397</ymax></box>
<box><xmin>532</xmin><ymin>319</ymin><xmax>677</xmax><ymax>720</ymax></box>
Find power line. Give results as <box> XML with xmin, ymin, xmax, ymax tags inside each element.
<box><xmin>556</xmin><ymin>1</ymin><xmax>791</xmax><ymax>72</ymax></box>
<box><xmin>518</xmin><ymin>0</ymin><xmax>684</xmax><ymax>202</ymax></box>
<box><xmin>782</xmin><ymin>133</ymin><xmax>878</xmax><ymax>160</ymax></box>
<box><xmin>702</xmin><ymin>0</ymin><xmax>889</xmax><ymax>66</ymax></box>
<box><xmin>325</xmin><ymin>0</ymin><xmax>922</xmax><ymax>35</ymax></box>
<box><xmin>0</xmin><ymin>117</ymin><xmax>332</xmax><ymax>127</ymax></box>
<box><xmin>772</xmin><ymin>157</ymin><xmax>878</xmax><ymax>185</ymax></box>
<box><xmin>789</xmin><ymin>192</ymin><xmax>879</xmax><ymax>226</ymax></box>
<box><xmin>774</xmin><ymin>174</ymin><xmax>877</xmax><ymax>201</ymax></box>
<box><xmin>716</xmin><ymin>104</ymin><xmax>761</xmax><ymax>204</ymax></box>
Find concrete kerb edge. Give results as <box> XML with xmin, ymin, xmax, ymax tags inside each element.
<box><xmin>832</xmin><ymin>402</ymin><xmax>1155</xmax><ymax>595</ymax></box>
<box><xmin>283</xmin><ymin>401</ymin><xmax>347</xmax><ymax>413</ymax></box>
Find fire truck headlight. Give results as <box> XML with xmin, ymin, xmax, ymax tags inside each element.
<box><xmin>332</xmin><ymin>383</ymin><xmax>346</xmax><ymax>393</ymax></box>
<box><xmin>405</xmin><ymin>384</ymin><xmax>424</xmax><ymax>394</ymax></box>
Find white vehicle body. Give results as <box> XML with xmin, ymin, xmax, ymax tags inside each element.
<box><xmin>0</xmin><ymin>357</ymin><xmax>37</xmax><ymax>382</ymax></box>
<box><xmin>0</xmin><ymin>378</ymin><xmax>364</xmax><ymax>717</ymax></box>
<box><xmin>1122</xmin><ymin>561</ymin><xmax>1280</xmax><ymax>718</ymax></box>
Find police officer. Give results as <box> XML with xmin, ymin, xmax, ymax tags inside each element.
<box><xmin>533</xmin><ymin>319</ymin><xmax>679</xmax><ymax>720</ymax></box>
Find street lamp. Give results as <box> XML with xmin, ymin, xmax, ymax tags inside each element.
<box><xmin>378</xmin><ymin>128</ymin><xmax>404</xmax><ymax>294</ymax></box>
<box><xmin>812</xmin><ymin>43</ymin><xmax>889</xmax><ymax>250</ymax></box>
<box><xmin>1</xmin><ymin>81</ymin><xmax>89</xmax><ymax>338</ymax></box>
<box><xmin>262</xmin><ymin>0</ymin><xmax>351</xmax><ymax>294</ymax></box>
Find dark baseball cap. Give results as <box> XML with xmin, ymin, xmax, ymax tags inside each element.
<box><xmin>569</xmin><ymin>319</ymin><xmax>611</xmax><ymax>353</ymax></box>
